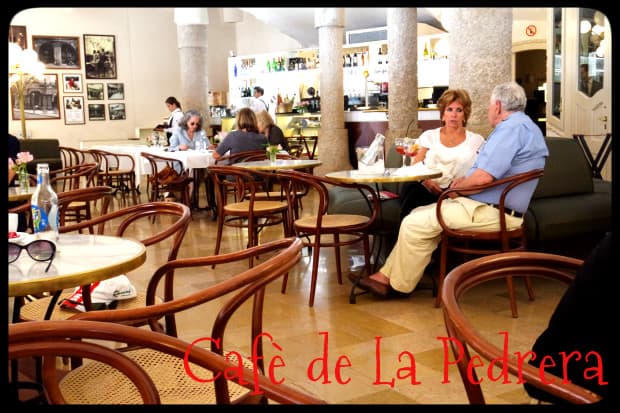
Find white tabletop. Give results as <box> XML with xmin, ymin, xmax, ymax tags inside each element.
<box><xmin>90</xmin><ymin>144</ymin><xmax>215</xmax><ymax>180</ymax></box>
<box><xmin>9</xmin><ymin>233</ymin><xmax>146</xmax><ymax>297</ymax></box>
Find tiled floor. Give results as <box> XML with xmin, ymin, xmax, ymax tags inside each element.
<box><xmin>10</xmin><ymin>183</ymin><xmax>570</xmax><ymax>405</ymax></box>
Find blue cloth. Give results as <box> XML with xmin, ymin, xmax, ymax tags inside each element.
<box><xmin>468</xmin><ymin>111</ymin><xmax>548</xmax><ymax>213</ymax></box>
<box><xmin>169</xmin><ymin>129</ymin><xmax>209</xmax><ymax>151</ymax></box>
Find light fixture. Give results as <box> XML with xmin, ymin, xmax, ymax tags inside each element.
<box><xmin>580</xmin><ymin>19</ymin><xmax>592</xmax><ymax>34</ymax></box>
<box><xmin>592</xmin><ymin>24</ymin><xmax>605</xmax><ymax>36</ymax></box>
<box><xmin>9</xmin><ymin>42</ymin><xmax>45</xmax><ymax>139</ymax></box>
<box><xmin>596</xmin><ymin>39</ymin><xmax>606</xmax><ymax>58</ymax></box>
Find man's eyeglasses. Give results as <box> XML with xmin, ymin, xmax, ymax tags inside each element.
<box><xmin>188</xmin><ymin>122</ymin><xmax>199</xmax><ymax>126</ymax></box>
<box><xmin>8</xmin><ymin>240</ymin><xmax>56</xmax><ymax>272</ymax></box>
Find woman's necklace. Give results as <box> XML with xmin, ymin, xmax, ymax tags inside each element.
<box><xmin>441</xmin><ymin>127</ymin><xmax>465</xmax><ymax>147</ymax></box>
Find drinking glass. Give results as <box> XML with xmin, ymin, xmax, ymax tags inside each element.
<box><xmin>395</xmin><ymin>138</ymin><xmax>406</xmax><ymax>166</ymax></box>
<box><xmin>405</xmin><ymin>139</ymin><xmax>419</xmax><ymax>164</ymax></box>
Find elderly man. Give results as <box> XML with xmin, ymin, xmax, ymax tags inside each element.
<box><xmin>358</xmin><ymin>82</ymin><xmax>549</xmax><ymax>297</ymax></box>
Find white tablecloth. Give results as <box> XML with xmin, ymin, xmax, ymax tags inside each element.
<box><xmin>90</xmin><ymin>145</ymin><xmax>215</xmax><ymax>181</ymax></box>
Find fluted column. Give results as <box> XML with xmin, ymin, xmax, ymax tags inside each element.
<box><xmin>443</xmin><ymin>8</ymin><xmax>512</xmax><ymax>137</ymax></box>
<box><xmin>174</xmin><ymin>8</ymin><xmax>210</xmax><ymax>130</ymax></box>
<box><xmin>386</xmin><ymin>8</ymin><xmax>419</xmax><ymax>147</ymax></box>
<box><xmin>314</xmin><ymin>8</ymin><xmax>349</xmax><ymax>175</ymax></box>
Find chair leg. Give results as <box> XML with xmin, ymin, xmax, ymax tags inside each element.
<box><xmin>524</xmin><ymin>276</ymin><xmax>535</xmax><ymax>301</ymax></box>
<box><xmin>334</xmin><ymin>234</ymin><xmax>342</xmax><ymax>285</ymax></box>
<box><xmin>435</xmin><ymin>241</ymin><xmax>448</xmax><ymax>308</ymax></box>
<box><xmin>505</xmin><ymin>276</ymin><xmax>519</xmax><ymax>318</ymax></box>
<box><xmin>308</xmin><ymin>238</ymin><xmax>321</xmax><ymax>307</ymax></box>
<box><xmin>212</xmin><ymin>213</ymin><xmax>225</xmax><ymax>269</ymax></box>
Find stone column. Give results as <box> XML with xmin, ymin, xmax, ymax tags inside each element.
<box><xmin>386</xmin><ymin>8</ymin><xmax>419</xmax><ymax>148</ymax></box>
<box><xmin>443</xmin><ymin>8</ymin><xmax>512</xmax><ymax>137</ymax></box>
<box><xmin>314</xmin><ymin>8</ymin><xmax>349</xmax><ymax>175</ymax></box>
<box><xmin>174</xmin><ymin>8</ymin><xmax>210</xmax><ymax>131</ymax></box>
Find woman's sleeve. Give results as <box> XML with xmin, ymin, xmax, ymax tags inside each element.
<box><xmin>168</xmin><ymin>131</ymin><xmax>180</xmax><ymax>150</ymax></box>
<box><xmin>272</xmin><ymin>126</ymin><xmax>288</xmax><ymax>150</ymax></box>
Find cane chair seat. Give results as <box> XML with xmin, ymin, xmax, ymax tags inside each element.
<box><xmin>57</xmin><ymin>347</ymin><xmax>254</xmax><ymax>404</ymax></box>
<box><xmin>275</xmin><ymin>170</ymin><xmax>379</xmax><ymax>307</ymax></box>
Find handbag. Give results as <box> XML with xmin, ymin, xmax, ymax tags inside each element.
<box><xmin>149</xmin><ymin>165</ymin><xmax>180</xmax><ymax>185</ymax></box>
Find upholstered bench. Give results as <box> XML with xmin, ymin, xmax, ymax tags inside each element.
<box><xmin>524</xmin><ymin>137</ymin><xmax>612</xmax><ymax>255</ymax></box>
<box><xmin>19</xmin><ymin>138</ymin><xmax>63</xmax><ymax>174</ymax></box>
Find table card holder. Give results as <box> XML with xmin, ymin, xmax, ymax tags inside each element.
<box><xmin>358</xmin><ymin>133</ymin><xmax>385</xmax><ymax>172</ymax></box>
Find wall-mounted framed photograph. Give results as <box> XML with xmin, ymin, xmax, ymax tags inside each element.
<box><xmin>84</xmin><ymin>34</ymin><xmax>117</xmax><ymax>79</ymax></box>
<box><xmin>9</xmin><ymin>26</ymin><xmax>27</xmax><ymax>49</ymax></box>
<box><xmin>9</xmin><ymin>73</ymin><xmax>60</xmax><ymax>120</ymax></box>
<box><xmin>109</xmin><ymin>103</ymin><xmax>126</xmax><ymax>120</ymax></box>
<box><xmin>86</xmin><ymin>83</ymin><xmax>104</xmax><ymax>100</ymax></box>
<box><xmin>32</xmin><ymin>35</ymin><xmax>80</xmax><ymax>69</ymax></box>
<box><xmin>107</xmin><ymin>82</ymin><xmax>124</xmax><ymax>100</ymax></box>
<box><xmin>62</xmin><ymin>73</ymin><xmax>83</xmax><ymax>93</ymax></box>
<box><xmin>63</xmin><ymin>96</ymin><xmax>85</xmax><ymax>125</ymax></box>
<box><xmin>88</xmin><ymin>103</ymin><xmax>105</xmax><ymax>121</ymax></box>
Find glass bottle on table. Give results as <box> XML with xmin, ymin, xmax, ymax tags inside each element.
<box><xmin>31</xmin><ymin>163</ymin><xmax>59</xmax><ymax>242</ymax></box>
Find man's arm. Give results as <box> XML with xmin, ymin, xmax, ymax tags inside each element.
<box><xmin>448</xmin><ymin>169</ymin><xmax>494</xmax><ymax>197</ymax></box>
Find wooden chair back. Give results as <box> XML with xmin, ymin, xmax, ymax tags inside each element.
<box><xmin>140</xmin><ymin>151</ymin><xmax>192</xmax><ymax>208</ymax></box>
<box><xmin>440</xmin><ymin>251</ymin><xmax>601</xmax><ymax>404</ymax></box>
<box><xmin>275</xmin><ymin>170</ymin><xmax>380</xmax><ymax>306</ymax></box>
<box><xmin>53</xmin><ymin>238</ymin><xmax>319</xmax><ymax>404</ymax></box>
<box><xmin>434</xmin><ymin>169</ymin><xmax>545</xmax><ymax>317</ymax></box>
<box><xmin>10</xmin><ymin>317</ymin><xmax>325</xmax><ymax>404</ymax></box>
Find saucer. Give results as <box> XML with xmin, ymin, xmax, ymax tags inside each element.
<box><xmin>8</xmin><ymin>232</ymin><xmax>28</xmax><ymax>243</ymax></box>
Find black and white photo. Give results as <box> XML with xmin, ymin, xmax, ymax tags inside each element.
<box><xmin>109</xmin><ymin>103</ymin><xmax>126</xmax><ymax>120</ymax></box>
<box><xmin>9</xmin><ymin>73</ymin><xmax>60</xmax><ymax>120</ymax></box>
<box><xmin>86</xmin><ymin>83</ymin><xmax>104</xmax><ymax>100</ymax></box>
<box><xmin>84</xmin><ymin>34</ymin><xmax>116</xmax><ymax>79</ymax></box>
<box><xmin>33</xmin><ymin>35</ymin><xmax>80</xmax><ymax>69</ymax></box>
<box><xmin>107</xmin><ymin>82</ymin><xmax>124</xmax><ymax>100</ymax></box>
<box><xmin>88</xmin><ymin>103</ymin><xmax>105</xmax><ymax>121</ymax></box>
<box><xmin>63</xmin><ymin>96</ymin><xmax>85</xmax><ymax>125</ymax></box>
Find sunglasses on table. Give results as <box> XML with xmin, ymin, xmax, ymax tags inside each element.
<box><xmin>8</xmin><ymin>239</ymin><xmax>56</xmax><ymax>272</ymax></box>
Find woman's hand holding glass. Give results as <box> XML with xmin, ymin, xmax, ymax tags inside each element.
<box><xmin>395</xmin><ymin>138</ymin><xmax>406</xmax><ymax>166</ymax></box>
<box><xmin>404</xmin><ymin>139</ymin><xmax>420</xmax><ymax>164</ymax></box>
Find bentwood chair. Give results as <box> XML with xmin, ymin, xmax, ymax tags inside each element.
<box><xmin>90</xmin><ymin>148</ymin><xmax>139</xmax><ymax>205</ymax></box>
<box><xmin>208</xmin><ymin>165</ymin><xmax>291</xmax><ymax>267</ymax></box>
<box><xmin>441</xmin><ymin>251</ymin><xmax>601</xmax><ymax>404</ymax></box>
<box><xmin>58</xmin><ymin>146</ymin><xmax>85</xmax><ymax>170</ymax></box>
<box><xmin>276</xmin><ymin>170</ymin><xmax>380</xmax><ymax>307</ymax></box>
<box><xmin>141</xmin><ymin>152</ymin><xmax>193</xmax><ymax>209</ymax></box>
<box><xmin>9</xmin><ymin>319</ymin><xmax>325</xmax><ymax>404</ymax></box>
<box><xmin>19</xmin><ymin>202</ymin><xmax>191</xmax><ymax>325</ymax></box>
<box><xmin>435</xmin><ymin>169</ymin><xmax>544</xmax><ymax>318</ymax></box>
<box><xmin>24</xmin><ymin>238</ymin><xmax>322</xmax><ymax>405</ymax></box>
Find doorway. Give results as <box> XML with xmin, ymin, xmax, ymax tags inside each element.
<box><xmin>515</xmin><ymin>49</ymin><xmax>546</xmax><ymax>134</ymax></box>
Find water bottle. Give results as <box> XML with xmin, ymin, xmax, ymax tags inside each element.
<box><xmin>31</xmin><ymin>163</ymin><xmax>59</xmax><ymax>242</ymax></box>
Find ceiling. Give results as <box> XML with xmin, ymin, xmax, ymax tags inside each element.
<box><xmin>239</xmin><ymin>8</ymin><xmax>546</xmax><ymax>48</ymax></box>
<box><xmin>239</xmin><ymin>8</ymin><xmax>447</xmax><ymax>48</ymax></box>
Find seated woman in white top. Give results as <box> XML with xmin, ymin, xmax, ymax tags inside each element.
<box><xmin>169</xmin><ymin>110</ymin><xmax>210</xmax><ymax>151</ymax></box>
<box><xmin>399</xmin><ymin>89</ymin><xmax>485</xmax><ymax>221</ymax></box>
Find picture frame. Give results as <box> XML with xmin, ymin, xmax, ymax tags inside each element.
<box><xmin>63</xmin><ymin>96</ymin><xmax>85</xmax><ymax>125</ymax></box>
<box><xmin>108</xmin><ymin>103</ymin><xmax>126</xmax><ymax>120</ymax></box>
<box><xmin>32</xmin><ymin>35</ymin><xmax>80</xmax><ymax>69</ymax></box>
<box><xmin>9</xmin><ymin>73</ymin><xmax>60</xmax><ymax>120</ymax></box>
<box><xmin>86</xmin><ymin>83</ymin><xmax>104</xmax><ymax>100</ymax></box>
<box><xmin>84</xmin><ymin>34</ymin><xmax>117</xmax><ymax>79</ymax></box>
<box><xmin>88</xmin><ymin>103</ymin><xmax>105</xmax><ymax>121</ymax></box>
<box><xmin>107</xmin><ymin>82</ymin><xmax>124</xmax><ymax>100</ymax></box>
<box><xmin>9</xmin><ymin>26</ymin><xmax>27</xmax><ymax>49</ymax></box>
<box><xmin>62</xmin><ymin>73</ymin><xmax>83</xmax><ymax>93</ymax></box>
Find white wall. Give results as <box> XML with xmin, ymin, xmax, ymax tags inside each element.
<box><xmin>8</xmin><ymin>7</ymin><xmax>297</xmax><ymax>148</ymax></box>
